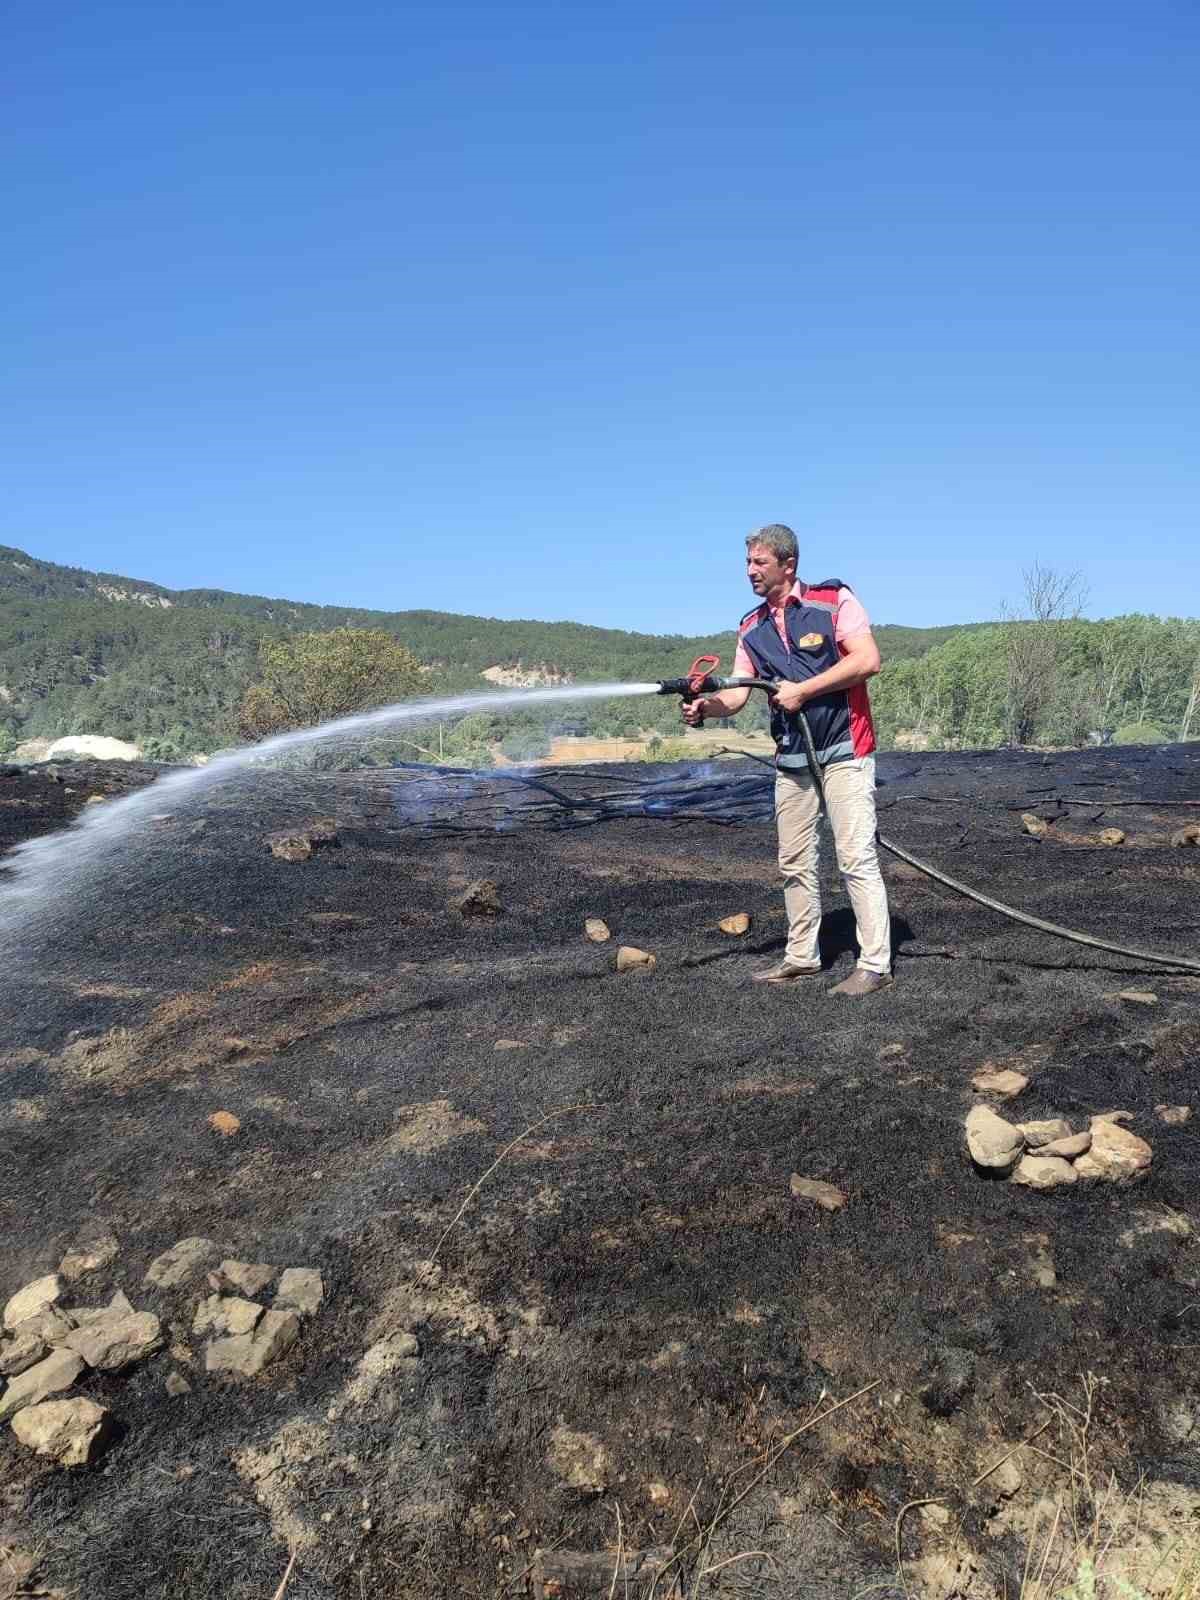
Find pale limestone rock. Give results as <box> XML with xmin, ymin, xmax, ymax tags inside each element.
<box><xmin>0</xmin><ymin>1330</ymin><xmax>48</xmax><ymax>1377</ymax></box>
<box><xmin>58</xmin><ymin>1234</ymin><xmax>119</xmax><ymax>1283</ymax></box>
<box><xmin>64</xmin><ymin>1311</ymin><xmax>161</xmax><ymax>1371</ymax></box>
<box><xmin>144</xmin><ymin>1237</ymin><xmax>221</xmax><ymax>1289</ymax></box>
<box><xmin>3</xmin><ymin>1274</ymin><xmax>62</xmax><ymax>1331</ymax></box>
<box><xmin>0</xmin><ymin>1349</ymin><xmax>84</xmax><ymax>1422</ymax></box>
<box><xmin>1156</xmin><ymin>1105</ymin><xmax>1192</xmax><ymax>1126</ymax></box>
<box><xmin>192</xmin><ymin>1295</ymin><xmax>263</xmax><ymax>1338</ymax></box>
<box><xmin>1170</xmin><ymin>823</ymin><xmax>1200</xmax><ymax>847</ymax></box>
<box><xmin>584</xmin><ymin>918</ymin><xmax>611</xmax><ymax>943</ymax></box>
<box><xmin>450</xmin><ymin>878</ymin><xmax>500</xmax><ymax>916</ymax></box>
<box><xmin>1031</xmin><ymin>1131</ymin><xmax>1092</xmax><ymax>1160</ymax></box>
<box><xmin>1074</xmin><ymin>1120</ymin><xmax>1152</xmax><ymax>1185</ymax></box>
<box><xmin>205</xmin><ymin>1309</ymin><xmax>300</xmax><ymax>1377</ymax></box>
<box><xmin>165</xmin><ymin>1371</ymin><xmax>192</xmax><ymax>1397</ymax></box>
<box><xmin>966</xmin><ymin>1106</ymin><xmax>1024</xmax><ymax>1171</ymax></box>
<box><xmin>547</xmin><ymin>1425</ymin><xmax>610</xmax><ymax>1494</ymax></box>
<box><xmin>274</xmin><ymin>1269</ymin><xmax>324</xmax><ymax>1319</ymax></box>
<box><xmin>719</xmin><ymin>913</ymin><xmax>751</xmax><ymax>936</ymax></box>
<box><xmin>1097</xmin><ymin>828</ymin><xmax>1126</xmax><ymax>846</ymax></box>
<box><xmin>346</xmin><ymin>1334</ymin><xmax>421</xmax><ymax>1404</ymax></box>
<box><xmin>616</xmin><ymin>946</ymin><xmax>656</xmax><ymax>972</ymax></box>
<box><xmin>789</xmin><ymin>1174</ymin><xmax>848</xmax><ymax>1212</ymax></box>
<box><xmin>215</xmin><ymin>1260</ymin><xmax>277</xmax><ymax>1297</ymax></box>
<box><xmin>1021</xmin><ymin>813</ymin><xmax>1049</xmax><ymax>838</ymax></box>
<box><xmin>1018</xmin><ymin>1119</ymin><xmax>1072</xmax><ymax>1148</ymax></box>
<box><xmin>1117</xmin><ymin>991</ymin><xmax>1158</xmax><ymax>1006</ymax></box>
<box><xmin>1012</xmin><ymin>1154</ymin><xmax>1077</xmax><ymax>1190</ymax></box>
<box><xmin>15</xmin><ymin>1306</ymin><xmax>74</xmax><ymax>1345</ymax></box>
<box><xmin>971</xmin><ymin>1066</ymin><xmax>1029</xmax><ymax>1099</ymax></box>
<box><xmin>11</xmin><ymin>1398</ymin><xmax>112</xmax><ymax>1467</ymax></box>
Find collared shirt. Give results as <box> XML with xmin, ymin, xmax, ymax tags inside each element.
<box><xmin>732</xmin><ymin>582</ymin><xmax>870</xmax><ymax>678</ymax></box>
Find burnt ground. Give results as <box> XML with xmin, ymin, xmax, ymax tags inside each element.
<box><xmin>1</xmin><ymin>746</ymin><xmax>1199</xmax><ymax>1600</ymax></box>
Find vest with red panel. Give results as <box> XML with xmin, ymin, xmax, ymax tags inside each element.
<box><xmin>736</xmin><ymin>580</ymin><xmax>876</xmax><ymax>769</ymax></box>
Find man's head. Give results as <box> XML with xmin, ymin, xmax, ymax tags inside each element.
<box><xmin>745</xmin><ymin>523</ymin><xmax>798</xmax><ymax>601</ymax></box>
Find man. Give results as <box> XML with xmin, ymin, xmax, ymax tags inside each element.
<box><xmin>683</xmin><ymin>524</ymin><xmax>892</xmax><ymax>996</ymax></box>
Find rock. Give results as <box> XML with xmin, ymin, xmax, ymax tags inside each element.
<box><xmin>64</xmin><ymin>1310</ymin><xmax>161</xmax><ymax>1370</ymax></box>
<box><xmin>3</xmin><ymin>1274</ymin><xmax>62</xmax><ymax>1331</ymax></box>
<box><xmin>192</xmin><ymin>1295</ymin><xmax>263</xmax><ymax>1338</ymax></box>
<box><xmin>1091</xmin><ymin>1109</ymin><xmax>1135</xmax><ymax>1126</ymax></box>
<box><xmin>719</xmin><ymin>913</ymin><xmax>751</xmax><ymax>936</ymax></box>
<box><xmin>919</xmin><ymin>1502</ymin><xmax>951</xmax><ymax>1529</ymax></box>
<box><xmin>1074</xmin><ymin>1120</ymin><xmax>1153</xmax><ymax>1185</ymax></box>
<box><xmin>274</xmin><ymin>1268</ymin><xmax>324</xmax><ymax>1319</ymax></box>
<box><xmin>1118</xmin><ymin>1210</ymin><xmax>1192</xmax><ymax>1250</ymax></box>
<box><xmin>15</xmin><ymin>1306</ymin><xmax>75</xmax><ymax>1345</ymax></box>
<box><xmin>348</xmin><ymin>1334</ymin><xmax>421</xmax><ymax>1402</ymax></box>
<box><xmin>1023</xmin><ymin>1235</ymin><xmax>1058</xmax><ymax>1288</ymax></box>
<box><xmin>966</xmin><ymin>1106</ymin><xmax>1024</xmax><ymax>1171</ymax></box>
<box><xmin>971</xmin><ymin>1066</ymin><xmax>1029</xmax><ymax>1099</ymax></box>
<box><xmin>215</xmin><ymin>1260</ymin><xmax>276</xmax><ymax>1297</ymax></box>
<box><xmin>165</xmin><ymin>1371</ymin><xmax>192</xmax><ymax>1398</ymax></box>
<box><xmin>647</xmin><ymin>1481</ymin><xmax>671</xmax><ymax>1505</ymax></box>
<box><xmin>1116</xmin><ymin>990</ymin><xmax>1157</xmax><ymax>1006</ymax></box>
<box><xmin>879</xmin><ymin>1043</ymin><xmax>907</xmax><ymax>1060</ymax></box>
<box><xmin>1032</xmin><ymin>1131</ymin><xmax>1092</xmax><ymax>1159</ymax></box>
<box><xmin>208</xmin><ymin>1110</ymin><xmax>240</xmax><ymax>1136</ymax></box>
<box><xmin>1012</xmin><ymin>1154</ymin><xmax>1077</xmax><ymax>1190</ymax></box>
<box><xmin>11</xmin><ymin>1398</ymin><xmax>112</xmax><ymax>1467</ymax></box>
<box><xmin>1021</xmin><ymin>813</ymin><xmax>1049</xmax><ymax>838</ymax></box>
<box><xmin>1017</xmin><ymin>1119</ymin><xmax>1072</xmax><ymax>1148</ymax></box>
<box><xmin>789</xmin><ymin>1174</ymin><xmax>848</xmax><ymax>1212</ymax></box>
<box><xmin>108</xmin><ymin>1290</ymin><xmax>134</xmax><ymax>1313</ymax></box>
<box><xmin>547</xmin><ymin>1425</ymin><xmax>610</xmax><ymax>1495</ymax></box>
<box><xmin>984</xmin><ymin>1454</ymin><xmax>1023</xmax><ymax>1501</ymax></box>
<box><xmin>494</xmin><ymin>1039</ymin><xmax>526</xmax><ymax>1050</ymax></box>
<box><xmin>1170</xmin><ymin>823</ymin><xmax>1200</xmax><ymax>848</ymax></box>
<box><xmin>1156</xmin><ymin>1105</ymin><xmax>1192</xmax><ymax>1126</ymax></box>
<box><xmin>615</xmin><ymin>946</ymin><xmax>656</xmax><ymax>973</ymax></box>
<box><xmin>584</xmin><ymin>918</ymin><xmax>611</xmax><ymax>943</ymax></box>
<box><xmin>0</xmin><ymin>1330</ymin><xmax>48</xmax><ymax>1376</ymax></box>
<box><xmin>265</xmin><ymin>818</ymin><xmax>338</xmax><ymax>863</ymax></box>
<box><xmin>59</xmin><ymin>1233</ymin><xmax>119</xmax><ymax>1283</ymax></box>
<box><xmin>145</xmin><ymin>1237</ymin><xmax>221</xmax><ymax>1289</ymax></box>
<box><xmin>1097</xmin><ymin>828</ymin><xmax>1126</xmax><ymax>846</ymax></box>
<box><xmin>0</xmin><ymin>1349</ymin><xmax>84</xmax><ymax>1422</ymax></box>
<box><xmin>205</xmin><ymin>1309</ymin><xmax>300</xmax><ymax>1377</ymax></box>
<box><xmin>451</xmin><ymin>879</ymin><xmax>501</xmax><ymax>916</ymax></box>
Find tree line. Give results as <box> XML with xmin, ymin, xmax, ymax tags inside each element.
<box><xmin>2</xmin><ymin>547</ymin><xmax>1196</xmax><ymax>761</ymax></box>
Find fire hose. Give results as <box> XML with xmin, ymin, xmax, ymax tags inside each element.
<box><xmin>656</xmin><ymin>655</ymin><xmax>1200</xmax><ymax>975</ymax></box>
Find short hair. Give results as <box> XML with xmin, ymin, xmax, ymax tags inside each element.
<box><xmin>745</xmin><ymin>524</ymin><xmax>798</xmax><ymax>566</ymax></box>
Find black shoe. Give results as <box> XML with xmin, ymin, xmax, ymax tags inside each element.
<box><xmin>750</xmin><ymin>961</ymin><xmax>823</xmax><ymax>985</ymax></box>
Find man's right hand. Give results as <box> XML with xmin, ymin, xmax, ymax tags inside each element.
<box><xmin>682</xmin><ymin>698</ymin><xmax>707</xmax><ymax>726</ymax></box>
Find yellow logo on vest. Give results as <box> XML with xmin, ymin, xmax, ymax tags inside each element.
<box><xmin>795</xmin><ymin>632</ymin><xmax>825</xmax><ymax>649</ymax></box>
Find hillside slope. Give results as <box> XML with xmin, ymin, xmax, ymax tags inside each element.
<box><xmin>0</xmin><ymin>546</ymin><xmax>978</xmax><ymax>754</ymax></box>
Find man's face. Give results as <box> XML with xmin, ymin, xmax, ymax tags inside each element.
<box><xmin>746</xmin><ymin>543</ymin><xmax>795</xmax><ymax>599</ymax></box>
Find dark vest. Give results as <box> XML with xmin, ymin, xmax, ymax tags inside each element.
<box><xmin>737</xmin><ymin>581</ymin><xmax>870</xmax><ymax>769</ymax></box>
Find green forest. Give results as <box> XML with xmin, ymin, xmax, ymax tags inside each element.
<box><xmin>2</xmin><ymin>545</ymin><xmax>1197</xmax><ymax>762</ymax></box>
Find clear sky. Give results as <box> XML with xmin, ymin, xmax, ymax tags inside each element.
<box><xmin>6</xmin><ymin>1</ymin><xmax>1198</xmax><ymax>634</ymax></box>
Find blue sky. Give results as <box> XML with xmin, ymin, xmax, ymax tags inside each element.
<box><xmin>6</xmin><ymin>1</ymin><xmax>1198</xmax><ymax>634</ymax></box>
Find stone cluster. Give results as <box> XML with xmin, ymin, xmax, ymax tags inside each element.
<box><xmin>966</xmin><ymin>1105</ymin><xmax>1153</xmax><ymax>1189</ymax></box>
<box><xmin>0</xmin><ymin>1235</ymin><xmax>325</xmax><ymax>1469</ymax></box>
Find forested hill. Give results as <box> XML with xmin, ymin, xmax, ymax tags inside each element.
<box><xmin>0</xmin><ymin>544</ymin><xmax>977</xmax><ymax>755</ymax></box>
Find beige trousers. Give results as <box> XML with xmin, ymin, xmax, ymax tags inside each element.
<box><xmin>774</xmin><ymin>757</ymin><xmax>892</xmax><ymax>975</ymax></box>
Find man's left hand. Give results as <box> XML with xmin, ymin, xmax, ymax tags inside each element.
<box><xmin>771</xmin><ymin>680</ymin><xmax>812</xmax><ymax>714</ymax></box>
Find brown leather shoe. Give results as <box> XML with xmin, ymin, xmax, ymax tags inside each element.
<box><xmin>750</xmin><ymin>961</ymin><xmax>823</xmax><ymax>985</ymax></box>
<box><xmin>830</xmin><ymin>969</ymin><xmax>894</xmax><ymax>997</ymax></box>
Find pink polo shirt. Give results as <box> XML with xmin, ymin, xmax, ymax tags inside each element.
<box><xmin>732</xmin><ymin>583</ymin><xmax>871</xmax><ymax>678</ymax></box>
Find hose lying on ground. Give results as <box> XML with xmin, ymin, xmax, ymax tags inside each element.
<box><xmin>791</xmin><ymin>714</ymin><xmax>1200</xmax><ymax>977</ymax></box>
